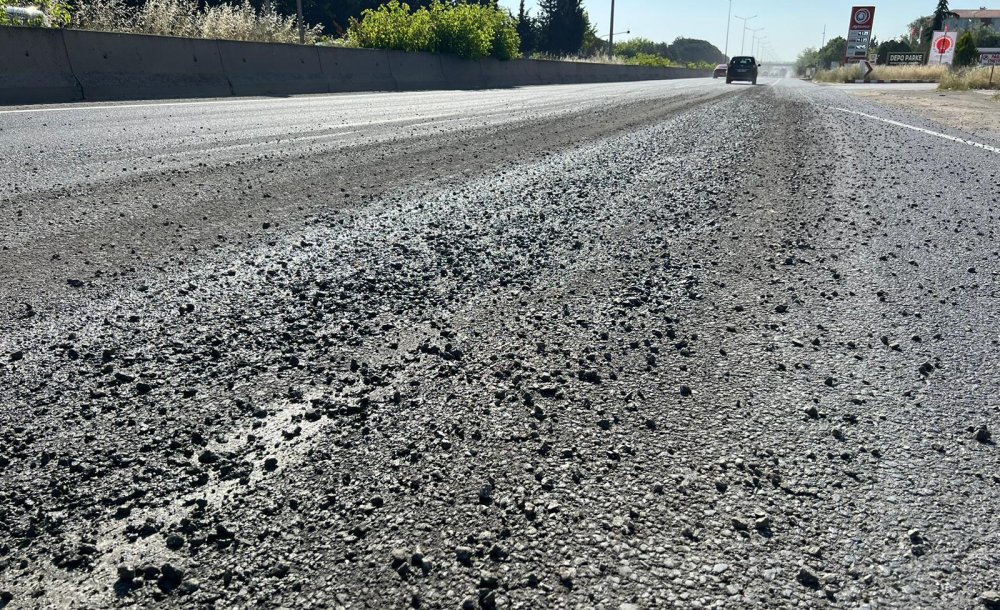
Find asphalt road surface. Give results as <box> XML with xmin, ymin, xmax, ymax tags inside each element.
<box><xmin>1</xmin><ymin>78</ymin><xmax>998</xmax><ymax>610</ymax></box>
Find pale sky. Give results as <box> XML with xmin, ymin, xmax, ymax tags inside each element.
<box><xmin>498</xmin><ymin>1</ymin><xmax>939</xmax><ymax>62</ymax></box>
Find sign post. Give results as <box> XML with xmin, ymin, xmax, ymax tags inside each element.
<box><xmin>980</xmin><ymin>48</ymin><xmax>1000</xmax><ymax>87</ymax></box>
<box><xmin>929</xmin><ymin>31</ymin><xmax>957</xmax><ymax>65</ymax></box>
<box><xmin>845</xmin><ymin>6</ymin><xmax>876</xmax><ymax>64</ymax></box>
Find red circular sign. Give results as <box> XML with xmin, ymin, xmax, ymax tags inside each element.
<box><xmin>854</xmin><ymin>8</ymin><xmax>872</xmax><ymax>25</ymax></box>
<box><xmin>934</xmin><ymin>36</ymin><xmax>953</xmax><ymax>54</ymax></box>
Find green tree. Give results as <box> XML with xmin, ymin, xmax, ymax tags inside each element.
<box><xmin>876</xmin><ymin>38</ymin><xmax>912</xmax><ymax>64</ymax></box>
<box><xmin>795</xmin><ymin>47</ymin><xmax>820</xmax><ymax>75</ymax></box>
<box><xmin>537</xmin><ymin>0</ymin><xmax>586</xmax><ymax>56</ymax></box>
<box><xmin>931</xmin><ymin>0</ymin><xmax>958</xmax><ymax>34</ymax></box>
<box><xmin>666</xmin><ymin>37</ymin><xmax>725</xmax><ymax>64</ymax></box>
<box><xmin>817</xmin><ymin>36</ymin><xmax>848</xmax><ymax>69</ymax></box>
<box><xmin>577</xmin><ymin>12</ymin><xmax>604</xmax><ymax>57</ymax></box>
<box><xmin>953</xmin><ymin>30</ymin><xmax>979</xmax><ymax>66</ymax></box>
<box><xmin>904</xmin><ymin>15</ymin><xmax>933</xmax><ymax>49</ymax></box>
<box><xmin>515</xmin><ymin>0</ymin><xmax>538</xmax><ymax>55</ymax></box>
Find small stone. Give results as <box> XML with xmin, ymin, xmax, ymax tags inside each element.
<box><xmin>266</xmin><ymin>563</ymin><xmax>290</xmax><ymax>578</ymax></box>
<box><xmin>731</xmin><ymin>517</ymin><xmax>749</xmax><ymax>531</ymax></box>
<box><xmin>796</xmin><ymin>566</ymin><xmax>821</xmax><ymax>589</ymax></box>
<box><xmin>804</xmin><ymin>406</ymin><xmax>819</xmax><ymax>419</ymax></box>
<box><xmin>975</xmin><ymin>426</ymin><xmax>991</xmax><ymax>444</ymax></box>
<box><xmin>712</xmin><ymin>563</ymin><xmax>729</xmax><ymax>574</ymax></box>
<box><xmin>8</xmin><ymin>351</ymin><xmax>23</xmax><ymax>362</ymax></box>
<box><xmin>478</xmin><ymin>485</ymin><xmax>493</xmax><ymax>505</ymax></box>
<box><xmin>679</xmin><ymin>385</ymin><xmax>692</xmax><ymax>397</ymax></box>
<box><xmin>197</xmin><ymin>450</ymin><xmax>219</xmax><ymax>464</ymax></box>
<box><xmin>390</xmin><ymin>548</ymin><xmax>409</xmax><ymax>569</ymax></box>
<box><xmin>478</xmin><ymin>572</ymin><xmax>498</xmax><ymax>589</ymax></box>
<box><xmin>157</xmin><ymin>563</ymin><xmax>185</xmax><ymax>593</ymax></box>
<box><xmin>456</xmin><ymin>546</ymin><xmax>474</xmax><ymax>565</ymax></box>
<box><xmin>67</xmin><ymin>278</ymin><xmax>84</xmax><ymax>288</ymax></box>
<box><xmin>263</xmin><ymin>457</ymin><xmax>278</xmax><ymax>471</ymax></box>
<box><xmin>559</xmin><ymin>567</ymin><xmax>576</xmax><ymax>588</ymax></box>
<box><xmin>981</xmin><ymin>590</ymin><xmax>1000</xmax><ymax>609</ymax></box>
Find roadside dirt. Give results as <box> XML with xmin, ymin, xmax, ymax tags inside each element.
<box><xmin>843</xmin><ymin>87</ymin><xmax>1000</xmax><ymax>140</ymax></box>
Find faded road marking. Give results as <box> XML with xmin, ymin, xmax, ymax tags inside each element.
<box><xmin>834</xmin><ymin>107</ymin><xmax>1000</xmax><ymax>155</ymax></box>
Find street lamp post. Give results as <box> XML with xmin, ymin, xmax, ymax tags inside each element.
<box><xmin>735</xmin><ymin>14</ymin><xmax>757</xmax><ymax>55</ymax></box>
<box><xmin>748</xmin><ymin>27</ymin><xmax>764</xmax><ymax>58</ymax></box>
<box><xmin>608</xmin><ymin>0</ymin><xmax>616</xmax><ymax>58</ymax></box>
<box><xmin>296</xmin><ymin>0</ymin><xmax>304</xmax><ymax>44</ymax></box>
<box><xmin>724</xmin><ymin>0</ymin><xmax>733</xmax><ymax>60</ymax></box>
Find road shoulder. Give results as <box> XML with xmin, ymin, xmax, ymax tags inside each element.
<box><xmin>839</xmin><ymin>86</ymin><xmax>1000</xmax><ymax>141</ymax></box>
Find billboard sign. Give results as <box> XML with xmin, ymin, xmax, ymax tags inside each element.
<box><xmin>845</xmin><ymin>6</ymin><xmax>876</xmax><ymax>63</ymax></box>
<box><xmin>929</xmin><ymin>31</ymin><xmax>957</xmax><ymax>64</ymax></box>
<box><xmin>887</xmin><ymin>52</ymin><xmax>924</xmax><ymax>66</ymax></box>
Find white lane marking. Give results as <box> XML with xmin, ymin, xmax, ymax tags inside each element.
<box><xmin>834</xmin><ymin>107</ymin><xmax>1000</xmax><ymax>155</ymax></box>
<box><xmin>0</xmin><ymin>96</ymin><xmax>328</xmax><ymax>115</ymax></box>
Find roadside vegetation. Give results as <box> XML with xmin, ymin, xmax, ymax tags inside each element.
<box><xmin>346</xmin><ymin>0</ymin><xmax>518</xmax><ymax>60</ymax></box>
<box><xmin>940</xmin><ymin>67</ymin><xmax>1000</xmax><ymax>90</ymax></box>
<box><xmin>0</xmin><ymin>0</ymin><xmax>70</xmax><ymax>26</ymax></box>
<box><xmin>812</xmin><ymin>65</ymin><xmax>948</xmax><ymax>83</ymax></box>
<box><xmin>69</xmin><ymin>0</ymin><xmax>321</xmax><ymax>43</ymax></box>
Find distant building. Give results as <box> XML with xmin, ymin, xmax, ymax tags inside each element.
<box><xmin>944</xmin><ymin>9</ymin><xmax>1000</xmax><ymax>33</ymax></box>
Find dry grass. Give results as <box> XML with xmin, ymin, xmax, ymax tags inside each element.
<box><xmin>814</xmin><ymin>64</ymin><xmax>948</xmax><ymax>83</ymax></box>
<box><xmin>72</xmin><ymin>0</ymin><xmax>322</xmax><ymax>44</ymax></box>
<box><xmin>939</xmin><ymin>67</ymin><xmax>1000</xmax><ymax>90</ymax></box>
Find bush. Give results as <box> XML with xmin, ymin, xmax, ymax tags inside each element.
<box><xmin>72</xmin><ymin>0</ymin><xmax>322</xmax><ymax>44</ymax></box>
<box><xmin>1</xmin><ymin>0</ymin><xmax>71</xmax><ymax>27</ymax></box>
<box><xmin>622</xmin><ymin>53</ymin><xmax>679</xmax><ymax>68</ymax></box>
<box><xmin>347</xmin><ymin>0</ymin><xmax>520</xmax><ymax>61</ymax></box>
<box><xmin>940</xmin><ymin>67</ymin><xmax>999</xmax><ymax>90</ymax></box>
<box><xmin>953</xmin><ymin>31</ymin><xmax>979</xmax><ymax>67</ymax></box>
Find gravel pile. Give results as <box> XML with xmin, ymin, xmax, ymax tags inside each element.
<box><xmin>1</xmin><ymin>83</ymin><xmax>997</xmax><ymax>609</ymax></box>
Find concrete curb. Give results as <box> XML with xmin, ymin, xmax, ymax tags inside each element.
<box><xmin>844</xmin><ymin>80</ymin><xmax>939</xmax><ymax>84</ymax></box>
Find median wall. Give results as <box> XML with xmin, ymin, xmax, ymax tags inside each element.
<box><xmin>0</xmin><ymin>26</ymin><xmax>711</xmax><ymax>105</ymax></box>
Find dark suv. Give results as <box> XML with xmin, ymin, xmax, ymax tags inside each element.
<box><xmin>726</xmin><ymin>56</ymin><xmax>759</xmax><ymax>85</ymax></box>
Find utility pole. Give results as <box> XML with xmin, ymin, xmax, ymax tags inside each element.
<box><xmin>821</xmin><ymin>24</ymin><xmax>826</xmax><ymax>48</ymax></box>
<box><xmin>735</xmin><ymin>14</ymin><xmax>757</xmax><ymax>55</ymax></box>
<box><xmin>296</xmin><ymin>0</ymin><xmax>304</xmax><ymax>44</ymax></box>
<box><xmin>724</xmin><ymin>0</ymin><xmax>733</xmax><ymax>60</ymax></box>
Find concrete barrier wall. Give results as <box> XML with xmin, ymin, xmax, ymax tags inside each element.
<box><xmin>62</xmin><ymin>30</ymin><xmax>229</xmax><ymax>100</ymax></box>
<box><xmin>0</xmin><ymin>27</ymin><xmax>81</xmax><ymax>104</ymax></box>
<box><xmin>320</xmin><ymin>47</ymin><xmax>394</xmax><ymax>93</ymax></box>
<box><xmin>217</xmin><ymin>39</ymin><xmax>326</xmax><ymax>96</ymax></box>
<box><xmin>387</xmin><ymin>49</ymin><xmax>450</xmax><ymax>91</ymax></box>
<box><xmin>0</xmin><ymin>26</ymin><xmax>711</xmax><ymax>105</ymax></box>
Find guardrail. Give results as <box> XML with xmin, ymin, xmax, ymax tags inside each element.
<box><xmin>1</xmin><ymin>26</ymin><xmax>711</xmax><ymax>105</ymax></box>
